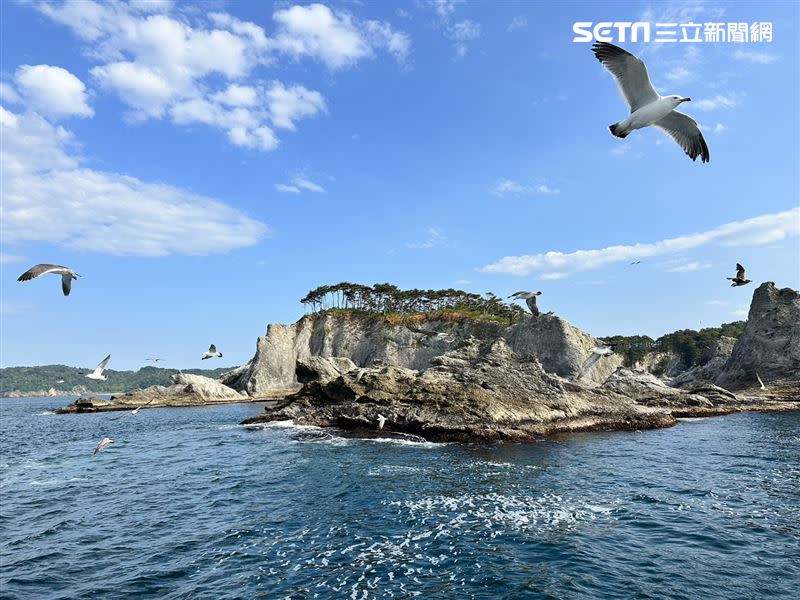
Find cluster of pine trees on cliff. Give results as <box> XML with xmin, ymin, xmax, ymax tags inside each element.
<box><xmin>300</xmin><ymin>283</ymin><xmax>528</xmax><ymax>322</ymax></box>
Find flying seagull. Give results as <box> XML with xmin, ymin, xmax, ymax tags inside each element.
<box><xmin>630</xmin><ymin>260</ymin><xmax>641</xmax><ymax>265</ymax></box>
<box><xmin>201</xmin><ymin>344</ymin><xmax>223</xmax><ymax>360</ymax></box>
<box><xmin>131</xmin><ymin>398</ymin><xmax>155</xmax><ymax>415</ymax></box>
<box><xmin>377</xmin><ymin>414</ymin><xmax>387</xmax><ymax>430</ymax></box>
<box><xmin>94</xmin><ymin>438</ymin><xmax>113</xmax><ymax>454</ymax></box>
<box><xmin>508</xmin><ymin>291</ymin><xmax>542</xmax><ymax>316</ymax></box>
<box><xmin>85</xmin><ymin>354</ymin><xmax>111</xmax><ymax>380</ymax></box>
<box><xmin>580</xmin><ymin>346</ymin><xmax>615</xmax><ymax>375</ymax></box>
<box><xmin>592</xmin><ymin>42</ymin><xmax>709</xmax><ymax>163</ymax></box>
<box><xmin>756</xmin><ymin>373</ymin><xmax>766</xmax><ymax>391</ymax></box>
<box><xmin>727</xmin><ymin>263</ymin><xmax>752</xmax><ymax>287</ymax></box>
<box><xmin>146</xmin><ymin>358</ymin><xmax>163</xmax><ymax>363</ymax></box>
<box><xmin>17</xmin><ymin>264</ymin><xmax>80</xmax><ymax>296</ymax></box>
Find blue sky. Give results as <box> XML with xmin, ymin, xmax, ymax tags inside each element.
<box><xmin>1</xmin><ymin>0</ymin><xmax>798</xmax><ymax>371</ymax></box>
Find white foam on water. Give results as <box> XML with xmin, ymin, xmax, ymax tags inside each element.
<box><xmin>34</xmin><ymin>411</ymin><xmax>56</xmax><ymax>416</ymax></box>
<box><xmin>388</xmin><ymin>492</ymin><xmax>616</xmax><ymax>536</ymax></box>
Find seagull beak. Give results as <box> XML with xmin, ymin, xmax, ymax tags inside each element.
<box><xmin>683</xmin><ymin>97</ymin><xmax>691</xmax><ymax>102</ymax></box>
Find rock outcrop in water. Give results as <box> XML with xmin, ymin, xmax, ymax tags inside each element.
<box><xmin>715</xmin><ymin>282</ymin><xmax>800</xmax><ymax>390</ymax></box>
<box><xmin>242</xmin><ymin>339</ymin><xmax>674</xmax><ymax>441</ymax></box>
<box><xmin>224</xmin><ymin>312</ymin><xmax>624</xmax><ymax>396</ymax></box>
<box><xmin>56</xmin><ymin>373</ymin><xmax>248</xmax><ymax>413</ymax></box>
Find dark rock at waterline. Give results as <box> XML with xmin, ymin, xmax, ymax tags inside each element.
<box><xmin>242</xmin><ymin>339</ymin><xmax>677</xmax><ymax>442</ymax></box>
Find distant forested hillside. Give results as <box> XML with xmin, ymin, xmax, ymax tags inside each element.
<box><xmin>601</xmin><ymin>321</ymin><xmax>747</xmax><ymax>368</ymax></box>
<box><xmin>0</xmin><ymin>365</ymin><xmax>230</xmax><ymax>395</ymax></box>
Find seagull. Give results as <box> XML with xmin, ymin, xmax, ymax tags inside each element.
<box><xmin>592</xmin><ymin>42</ymin><xmax>709</xmax><ymax>163</ymax></box>
<box><xmin>377</xmin><ymin>414</ymin><xmax>387</xmax><ymax>430</ymax></box>
<box><xmin>756</xmin><ymin>373</ymin><xmax>766</xmax><ymax>391</ymax></box>
<box><xmin>580</xmin><ymin>346</ymin><xmax>615</xmax><ymax>375</ymax></box>
<box><xmin>17</xmin><ymin>264</ymin><xmax>80</xmax><ymax>296</ymax></box>
<box><xmin>630</xmin><ymin>260</ymin><xmax>641</xmax><ymax>265</ymax></box>
<box><xmin>56</xmin><ymin>379</ymin><xmax>65</xmax><ymax>384</ymax></box>
<box><xmin>201</xmin><ymin>344</ymin><xmax>223</xmax><ymax>360</ymax></box>
<box><xmin>146</xmin><ymin>358</ymin><xmax>163</xmax><ymax>363</ymax></box>
<box><xmin>508</xmin><ymin>291</ymin><xmax>542</xmax><ymax>316</ymax></box>
<box><xmin>131</xmin><ymin>398</ymin><xmax>155</xmax><ymax>415</ymax></box>
<box><xmin>85</xmin><ymin>354</ymin><xmax>111</xmax><ymax>380</ymax></box>
<box><xmin>726</xmin><ymin>263</ymin><xmax>752</xmax><ymax>287</ymax></box>
<box><xmin>94</xmin><ymin>438</ymin><xmax>113</xmax><ymax>454</ymax></box>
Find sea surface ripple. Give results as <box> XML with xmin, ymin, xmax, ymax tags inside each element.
<box><xmin>1</xmin><ymin>397</ymin><xmax>799</xmax><ymax>599</ymax></box>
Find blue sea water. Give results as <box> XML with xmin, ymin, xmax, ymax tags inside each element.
<box><xmin>1</xmin><ymin>396</ymin><xmax>799</xmax><ymax>599</ymax></box>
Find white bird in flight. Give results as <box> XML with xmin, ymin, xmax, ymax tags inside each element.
<box><xmin>592</xmin><ymin>42</ymin><xmax>709</xmax><ymax>163</ymax></box>
<box><xmin>201</xmin><ymin>344</ymin><xmax>223</xmax><ymax>360</ymax></box>
<box><xmin>85</xmin><ymin>354</ymin><xmax>111</xmax><ymax>380</ymax></box>
<box><xmin>94</xmin><ymin>438</ymin><xmax>114</xmax><ymax>454</ymax></box>
<box><xmin>508</xmin><ymin>291</ymin><xmax>542</xmax><ymax>316</ymax></box>
<box><xmin>131</xmin><ymin>398</ymin><xmax>155</xmax><ymax>415</ymax></box>
<box><xmin>756</xmin><ymin>373</ymin><xmax>766</xmax><ymax>391</ymax></box>
<box><xmin>146</xmin><ymin>358</ymin><xmax>163</xmax><ymax>364</ymax></box>
<box><xmin>377</xmin><ymin>414</ymin><xmax>387</xmax><ymax>430</ymax></box>
<box><xmin>580</xmin><ymin>346</ymin><xmax>615</xmax><ymax>375</ymax></box>
<box><xmin>727</xmin><ymin>263</ymin><xmax>752</xmax><ymax>287</ymax></box>
<box><xmin>17</xmin><ymin>264</ymin><xmax>80</xmax><ymax>296</ymax></box>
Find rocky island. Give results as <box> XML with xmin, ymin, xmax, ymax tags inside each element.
<box><xmin>55</xmin><ymin>282</ymin><xmax>799</xmax><ymax>438</ymax></box>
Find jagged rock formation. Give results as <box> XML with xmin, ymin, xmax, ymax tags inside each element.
<box><xmin>716</xmin><ymin>283</ymin><xmax>800</xmax><ymax>390</ymax></box>
<box><xmin>224</xmin><ymin>313</ymin><xmax>623</xmax><ymax>397</ymax></box>
<box><xmin>242</xmin><ymin>339</ymin><xmax>676</xmax><ymax>441</ymax></box>
<box><xmin>670</xmin><ymin>336</ymin><xmax>736</xmax><ymax>387</ymax></box>
<box><xmin>56</xmin><ymin>373</ymin><xmax>248</xmax><ymax>413</ymax></box>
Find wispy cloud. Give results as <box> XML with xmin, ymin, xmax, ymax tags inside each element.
<box><xmin>693</xmin><ymin>93</ymin><xmax>740</xmax><ymax>111</ymax></box>
<box><xmin>0</xmin><ymin>252</ymin><xmax>25</xmax><ymax>264</ymax></box>
<box><xmin>1</xmin><ymin>107</ymin><xmax>267</xmax><ymax>257</ymax></box>
<box><xmin>733</xmin><ymin>49</ymin><xmax>778</xmax><ymax>64</ymax></box>
<box><xmin>407</xmin><ymin>227</ymin><xmax>447</xmax><ymax>250</ymax></box>
<box><xmin>480</xmin><ymin>208</ymin><xmax>799</xmax><ymax>278</ymax></box>
<box><xmin>424</xmin><ymin>1</ymin><xmax>480</xmax><ymax>59</ymax></box>
<box><xmin>669</xmin><ymin>261</ymin><xmax>711</xmax><ymax>272</ymax></box>
<box><xmin>275</xmin><ymin>175</ymin><xmax>326</xmax><ymax>194</ymax></box>
<box><xmin>507</xmin><ymin>16</ymin><xmax>527</xmax><ymax>32</ymax></box>
<box><xmin>705</xmin><ymin>300</ymin><xmax>727</xmax><ymax>306</ymax></box>
<box><xmin>492</xmin><ymin>179</ymin><xmax>560</xmax><ymax>196</ymax></box>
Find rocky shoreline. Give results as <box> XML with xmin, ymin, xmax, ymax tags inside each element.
<box><xmin>51</xmin><ymin>282</ymin><xmax>799</xmax><ymax>441</ymax></box>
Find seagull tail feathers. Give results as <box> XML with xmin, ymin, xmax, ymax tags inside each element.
<box><xmin>609</xmin><ymin>122</ymin><xmax>629</xmax><ymax>139</ymax></box>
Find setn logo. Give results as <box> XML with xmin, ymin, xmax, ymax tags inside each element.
<box><xmin>573</xmin><ymin>22</ymin><xmax>651</xmax><ymax>43</ymax></box>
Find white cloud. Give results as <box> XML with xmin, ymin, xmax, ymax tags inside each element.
<box><xmin>0</xmin><ymin>106</ymin><xmax>267</xmax><ymax>256</ymax></box>
<box><xmin>447</xmin><ymin>20</ymin><xmax>481</xmax><ymax>58</ymax></box>
<box><xmin>668</xmin><ymin>261</ymin><xmax>711</xmax><ymax>272</ymax></box>
<box><xmin>15</xmin><ymin>64</ymin><xmax>93</xmax><ymax>119</ymax></box>
<box><xmin>31</xmin><ymin>2</ymin><xmax>406</xmax><ymax>149</ymax></box>
<box><xmin>407</xmin><ymin>227</ymin><xmax>447</xmax><ymax>250</ymax></box>
<box><xmin>705</xmin><ymin>300</ymin><xmax>727</xmax><ymax>306</ymax></box>
<box><xmin>732</xmin><ymin>305</ymin><xmax>749</xmax><ymax>318</ymax></box>
<box><xmin>733</xmin><ymin>49</ymin><xmax>777</xmax><ymax>64</ymax></box>
<box><xmin>275</xmin><ymin>183</ymin><xmax>300</xmax><ymax>194</ymax></box>
<box><xmin>265</xmin><ymin>82</ymin><xmax>327</xmax><ymax>131</ymax></box>
<box><xmin>480</xmin><ymin>208</ymin><xmax>799</xmax><ymax>278</ymax></box>
<box><xmin>271</xmin><ymin>4</ymin><xmax>410</xmax><ymax>69</ymax></box>
<box><xmin>507</xmin><ymin>16</ymin><xmax>527</xmax><ymax>32</ymax></box>
<box><xmin>0</xmin><ymin>82</ymin><xmax>21</xmax><ymax>104</ymax></box>
<box><xmin>0</xmin><ymin>252</ymin><xmax>25</xmax><ymax>264</ymax></box>
<box><xmin>275</xmin><ymin>175</ymin><xmax>326</xmax><ymax>194</ymax></box>
<box><xmin>665</xmin><ymin>66</ymin><xmax>693</xmax><ymax>83</ymax></box>
<box><xmin>493</xmin><ymin>179</ymin><xmax>560</xmax><ymax>196</ymax></box>
<box><xmin>693</xmin><ymin>94</ymin><xmax>739</xmax><ymax>111</ymax></box>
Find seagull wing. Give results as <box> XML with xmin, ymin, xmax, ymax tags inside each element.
<box><xmin>525</xmin><ymin>296</ymin><xmax>540</xmax><ymax>316</ymax></box>
<box><xmin>61</xmin><ymin>273</ymin><xmax>73</xmax><ymax>296</ymax></box>
<box><xmin>93</xmin><ymin>354</ymin><xmax>111</xmax><ymax>375</ymax></box>
<box><xmin>17</xmin><ymin>264</ymin><xmax>68</xmax><ymax>282</ymax></box>
<box><xmin>591</xmin><ymin>42</ymin><xmax>659</xmax><ymax>112</ymax></box>
<box><xmin>736</xmin><ymin>263</ymin><xmax>746</xmax><ymax>279</ymax></box>
<box><xmin>654</xmin><ymin>110</ymin><xmax>710</xmax><ymax>163</ymax></box>
<box><xmin>209</xmin><ymin>344</ymin><xmax>217</xmax><ymax>353</ymax></box>
<box><xmin>581</xmin><ymin>353</ymin><xmax>603</xmax><ymax>374</ymax></box>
